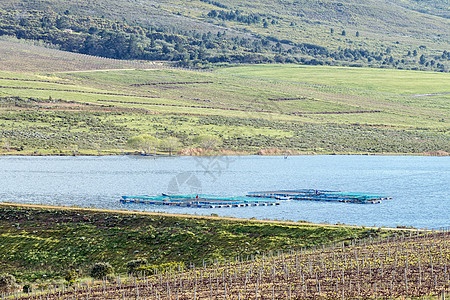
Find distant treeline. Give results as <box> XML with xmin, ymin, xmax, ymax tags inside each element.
<box><xmin>199</xmin><ymin>0</ymin><xmax>228</xmax><ymax>9</ymax></box>
<box><xmin>0</xmin><ymin>9</ymin><xmax>448</xmax><ymax>70</ymax></box>
<box><xmin>207</xmin><ymin>9</ymin><xmax>262</xmax><ymax>25</ymax></box>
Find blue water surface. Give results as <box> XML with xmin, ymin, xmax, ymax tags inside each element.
<box><xmin>0</xmin><ymin>155</ymin><xmax>448</xmax><ymax>229</ymax></box>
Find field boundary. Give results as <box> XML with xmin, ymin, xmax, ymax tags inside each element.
<box><xmin>0</xmin><ymin>85</ymin><xmax>156</xmax><ymax>98</ymax></box>
<box><xmin>131</xmin><ymin>81</ymin><xmax>214</xmax><ymax>87</ymax></box>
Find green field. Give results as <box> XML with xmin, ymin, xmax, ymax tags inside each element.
<box><xmin>0</xmin><ymin>60</ymin><xmax>449</xmax><ymax>155</ymax></box>
<box><xmin>218</xmin><ymin>65</ymin><xmax>450</xmax><ymax>96</ymax></box>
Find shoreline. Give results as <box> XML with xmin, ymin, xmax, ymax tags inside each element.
<box><xmin>1</xmin><ymin>151</ymin><xmax>448</xmax><ymax>157</ymax></box>
<box><xmin>0</xmin><ymin>202</ymin><xmax>427</xmax><ymax>232</ymax></box>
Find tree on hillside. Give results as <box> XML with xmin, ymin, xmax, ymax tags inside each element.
<box><xmin>127</xmin><ymin>135</ymin><xmax>157</xmax><ymax>154</ymax></box>
<box><xmin>126</xmin><ymin>259</ymin><xmax>148</xmax><ymax>274</ymax></box>
<box><xmin>1</xmin><ymin>138</ymin><xmax>11</xmax><ymax>152</ymax></box>
<box><xmin>160</xmin><ymin>137</ymin><xmax>181</xmax><ymax>155</ymax></box>
<box><xmin>195</xmin><ymin>135</ymin><xmax>222</xmax><ymax>150</ymax></box>
<box><xmin>90</xmin><ymin>262</ymin><xmax>114</xmax><ymax>280</ymax></box>
<box><xmin>64</xmin><ymin>269</ymin><xmax>79</xmax><ymax>285</ymax></box>
<box><xmin>419</xmin><ymin>54</ymin><xmax>426</xmax><ymax>65</ymax></box>
<box><xmin>341</xmin><ymin>30</ymin><xmax>346</xmax><ymax>36</ymax></box>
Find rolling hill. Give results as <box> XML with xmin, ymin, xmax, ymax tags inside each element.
<box><xmin>0</xmin><ymin>47</ymin><xmax>448</xmax><ymax>155</ymax></box>
<box><xmin>0</xmin><ymin>0</ymin><xmax>448</xmax><ymax>70</ymax></box>
<box><xmin>0</xmin><ymin>0</ymin><xmax>448</xmax><ymax>155</ymax></box>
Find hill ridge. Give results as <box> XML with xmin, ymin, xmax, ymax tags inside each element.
<box><xmin>0</xmin><ymin>0</ymin><xmax>448</xmax><ymax>71</ymax></box>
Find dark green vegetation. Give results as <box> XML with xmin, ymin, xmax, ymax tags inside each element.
<box><xmin>0</xmin><ymin>204</ymin><xmax>386</xmax><ymax>282</ymax></box>
<box><xmin>0</xmin><ymin>0</ymin><xmax>448</xmax><ymax>70</ymax></box>
<box><xmin>89</xmin><ymin>262</ymin><xmax>114</xmax><ymax>280</ymax></box>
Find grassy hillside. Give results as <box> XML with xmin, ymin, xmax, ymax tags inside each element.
<box><xmin>0</xmin><ymin>56</ymin><xmax>448</xmax><ymax>155</ymax></box>
<box><xmin>0</xmin><ymin>37</ymin><xmax>162</xmax><ymax>73</ymax></box>
<box><xmin>0</xmin><ymin>203</ymin><xmax>384</xmax><ymax>281</ymax></box>
<box><xmin>0</xmin><ymin>0</ymin><xmax>448</xmax><ymax>70</ymax></box>
<box><xmin>394</xmin><ymin>0</ymin><xmax>449</xmax><ymax>19</ymax></box>
<box><xmin>2</xmin><ymin>0</ymin><xmax>447</xmax><ymax>44</ymax></box>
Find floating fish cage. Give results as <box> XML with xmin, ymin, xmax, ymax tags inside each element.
<box><xmin>247</xmin><ymin>189</ymin><xmax>391</xmax><ymax>204</ymax></box>
<box><xmin>121</xmin><ymin>194</ymin><xmax>280</xmax><ymax>208</ymax></box>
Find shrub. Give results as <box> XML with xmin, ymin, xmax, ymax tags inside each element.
<box><xmin>89</xmin><ymin>263</ymin><xmax>114</xmax><ymax>280</ymax></box>
<box><xmin>0</xmin><ymin>274</ymin><xmax>19</xmax><ymax>293</ymax></box>
<box><xmin>64</xmin><ymin>269</ymin><xmax>78</xmax><ymax>284</ymax></box>
<box><xmin>194</xmin><ymin>135</ymin><xmax>222</xmax><ymax>150</ymax></box>
<box><xmin>126</xmin><ymin>259</ymin><xmax>148</xmax><ymax>274</ymax></box>
<box><xmin>137</xmin><ymin>262</ymin><xmax>185</xmax><ymax>275</ymax></box>
<box><xmin>22</xmin><ymin>284</ymin><xmax>32</xmax><ymax>293</ymax></box>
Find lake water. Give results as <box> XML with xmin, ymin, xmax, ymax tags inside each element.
<box><xmin>0</xmin><ymin>155</ymin><xmax>448</xmax><ymax>229</ymax></box>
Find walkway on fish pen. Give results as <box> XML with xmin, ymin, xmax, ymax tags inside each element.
<box><xmin>121</xmin><ymin>194</ymin><xmax>280</xmax><ymax>208</ymax></box>
<box><xmin>247</xmin><ymin>189</ymin><xmax>391</xmax><ymax>204</ymax></box>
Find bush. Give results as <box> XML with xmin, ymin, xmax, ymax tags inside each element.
<box><xmin>22</xmin><ymin>284</ymin><xmax>32</xmax><ymax>293</ymax></box>
<box><xmin>126</xmin><ymin>259</ymin><xmax>148</xmax><ymax>274</ymax></box>
<box><xmin>89</xmin><ymin>263</ymin><xmax>114</xmax><ymax>280</ymax></box>
<box><xmin>137</xmin><ymin>262</ymin><xmax>185</xmax><ymax>275</ymax></box>
<box><xmin>0</xmin><ymin>274</ymin><xmax>19</xmax><ymax>293</ymax></box>
<box><xmin>194</xmin><ymin>135</ymin><xmax>222</xmax><ymax>150</ymax></box>
<box><xmin>64</xmin><ymin>269</ymin><xmax>78</xmax><ymax>284</ymax></box>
